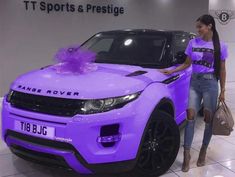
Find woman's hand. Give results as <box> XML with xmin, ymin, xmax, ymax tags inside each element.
<box><xmin>159</xmin><ymin>57</ymin><xmax>191</xmax><ymax>75</ymax></box>
<box><xmin>219</xmin><ymin>91</ymin><xmax>225</xmax><ymax>102</ymax></box>
<box><xmin>160</xmin><ymin>69</ymin><xmax>175</xmax><ymax>75</ymax></box>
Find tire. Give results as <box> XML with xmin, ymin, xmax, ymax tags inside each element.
<box><xmin>130</xmin><ymin>110</ymin><xmax>180</xmax><ymax>177</ymax></box>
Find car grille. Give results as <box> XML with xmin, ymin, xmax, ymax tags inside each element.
<box><xmin>6</xmin><ymin>130</ymin><xmax>77</xmax><ymax>151</ymax></box>
<box><xmin>6</xmin><ymin>130</ymin><xmax>89</xmax><ymax>171</ymax></box>
<box><xmin>7</xmin><ymin>130</ymin><xmax>72</xmax><ymax>170</ymax></box>
<box><xmin>10</xmin><ymin>145</ymin><xmax>71</xmax><ymax>170</ymax></box>
<box><xmin>8</xmin><ymin>91</ymin><xmax>84</xmax><ymax>117</ymax></box>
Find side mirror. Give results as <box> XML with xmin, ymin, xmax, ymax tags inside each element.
<box><xmin>174</xmin><ymin>51</ymin><xmax>187</xmax><ymax>64</ymax></box>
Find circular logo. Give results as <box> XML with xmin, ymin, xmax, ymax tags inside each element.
<box><xmin>213</xmin><ymin>10</ymin><xmax>235</xmax><ymax>25</ymax></box>
<box><xmin>219</xmin><ymin>12</ymin><xmax>229</xmax><ymax>22</ymax></box>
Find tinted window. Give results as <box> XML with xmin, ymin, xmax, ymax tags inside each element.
<box><xmin>88</xmin><ymin>38</ymin><xmax>114</xmax><ymax>52</ymax></box>
<box><xmin>81</xmin><ymin>33</ymin><xmax>167</xmax><ymax>67</ymax></box>
<box><xmin>174</xmin><ymin>33</ymin><xmax>190</xmax><ymax>55</ymax></box>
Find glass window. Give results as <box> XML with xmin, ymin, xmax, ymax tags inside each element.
<box><xmin>82</xmin><ymin>33</ymin><xmax>167</xmax><ymax>68</ymax></box>
<box><xmin>174</xmin><ymin>33</ymin><xmax>190</xmax><ymax>55</ymax></box>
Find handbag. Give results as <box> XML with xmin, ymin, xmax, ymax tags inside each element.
<box><xmin>212</xmin><ymin>101</ymin><xmax>234</xmax><ymax>136</ymax></box>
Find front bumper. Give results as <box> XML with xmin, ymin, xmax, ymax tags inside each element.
<box><xmin>1</xmin><ymin>95</ymin><xmax>150</xmax><ymax>174</ymax></box>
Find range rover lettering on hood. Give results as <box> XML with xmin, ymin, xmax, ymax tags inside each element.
<box><xmin>17</xmin><ymin>85</ymin><xmax>79</xmax><ymax>96</ymax></box>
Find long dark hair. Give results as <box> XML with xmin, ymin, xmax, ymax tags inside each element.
<box><xmin>196</xmin><ymin>14</ymin><xmax>221</xmax><ymax>80</ymax></box>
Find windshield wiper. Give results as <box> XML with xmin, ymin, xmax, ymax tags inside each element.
<box><xmin>95</xmin><ymin>60</ymin><xmax>163</xmax><ymax>68</ymax></box>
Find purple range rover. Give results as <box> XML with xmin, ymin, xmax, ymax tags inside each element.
<box><xmin>2</xmin><ymin>30</ymin><xmax>194</xmax><ymax>177</ymax></box>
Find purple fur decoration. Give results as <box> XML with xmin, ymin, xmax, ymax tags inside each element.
<box><xmin>53</xmin><ymin>45</ymin><xmax>97</xmax><ymax>74</ymax></box>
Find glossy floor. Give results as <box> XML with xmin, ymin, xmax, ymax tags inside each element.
<box><xmin>1</xmin><ymin>82</ymin><xmax>235</xmax><ymax>177</ymax></box>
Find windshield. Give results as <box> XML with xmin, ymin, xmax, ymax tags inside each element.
<box><xmin>81</xmin><ymin>33</ymin><xmax>167</xmax><ymax>67</ymax></box>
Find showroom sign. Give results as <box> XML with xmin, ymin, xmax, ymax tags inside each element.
<box><xmin>212</xmin><ymin>10</ymin><xmax>235</xmax><ymax>25</ymax></box>
<box><xmin>23</xmin><ymin>1</ymin><xmax>125</xmax><ymax>17</ymax></box>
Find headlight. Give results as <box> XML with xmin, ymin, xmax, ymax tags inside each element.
<box><xmin>6</xmin><ymin>90</ymin><xmax>14</xmax><ymax>102</ymax></box>
<box><xmin>80</xmin><ymin>92</ymin><xmax>141</xmax><ymax>114</ymax></box>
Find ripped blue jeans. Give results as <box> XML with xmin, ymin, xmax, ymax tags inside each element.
<box><xmin>184</xmin><ymin>73</ymin><xmax>218</xmax><ymax>149</ymax></box>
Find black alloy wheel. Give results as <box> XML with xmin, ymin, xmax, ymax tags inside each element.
<box><xmin>131</xmin><ymin>110</ymin><xmax>180</xmax><ymax>177</ymax></box>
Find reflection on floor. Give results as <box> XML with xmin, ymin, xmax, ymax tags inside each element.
<box><xmin>1</xmin><ymin>82</ymin><xmax>235</xmax><ymax>177</ymax></box>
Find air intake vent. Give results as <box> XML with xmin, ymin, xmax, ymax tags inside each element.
<box><xmin>126</xmin><ymin>70</ymin><xmax>147</xmax><ymax>77</ymax></box>
<box><xmin>99</xmin><ymin>124</ymin><xmax>120</xmax><ymax>147</ymax></box>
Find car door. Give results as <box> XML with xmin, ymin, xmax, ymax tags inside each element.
<box><xmin>168</xmin><ymin>33</ymin><xmax>192</xmax><ymax>121</ymax></box>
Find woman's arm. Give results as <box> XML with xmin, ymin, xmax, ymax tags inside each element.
<box><xmin>160</xmin><ymin>57</ymin><xmax>192</xmax><ymax>75</ymax></box>
<box><xmin>219</xmin><ymin>60</ymin><xmax>226</xmax><ymax>101</ymax></box>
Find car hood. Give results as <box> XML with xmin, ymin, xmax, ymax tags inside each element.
<box><xmin>11</xmin><ymin>63</ymin><xmax>170</xmax><ymax>99</ymax></box>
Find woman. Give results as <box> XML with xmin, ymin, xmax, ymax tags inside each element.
<box><xmin>161</xmin><ymin>14</ymin><xmax>228</xmax><ymax>172</ymax></box>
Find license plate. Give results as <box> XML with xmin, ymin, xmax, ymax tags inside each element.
<box><xmin>14</xmin><ymin>120</ymin><xmax>55</xmax><ymax>139</ymax></box>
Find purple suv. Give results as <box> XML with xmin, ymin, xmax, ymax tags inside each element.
<box><xmin>2</xmin><ymin>30</ymin><xmax>193</xmax><ymax>176</ymax></box>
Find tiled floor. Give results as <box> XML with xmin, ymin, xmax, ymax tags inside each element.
<box><xmin>0</xmin><ymin>82</ymin><xmax>235</xmax><ymax>177</ymax></box>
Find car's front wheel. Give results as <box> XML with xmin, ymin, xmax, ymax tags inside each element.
<box><xmin>131</xmin><ymin>110</ymin><xmax>180</xmax><ymax>177</ymax></box>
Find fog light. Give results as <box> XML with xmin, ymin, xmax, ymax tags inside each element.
<box><xmin>97</xmin><ymin>134</ymin><xmax>122</xmax><ymax>143</ymax></box>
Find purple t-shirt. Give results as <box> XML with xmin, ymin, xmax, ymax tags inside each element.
<box><xmin>185</xmin><ymin>37</ymin><xmax>228</xmax><ymax>73</ymax></box>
